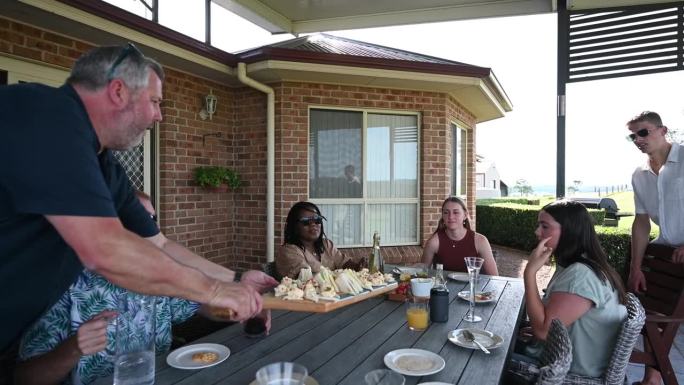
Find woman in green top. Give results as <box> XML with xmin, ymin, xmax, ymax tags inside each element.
<box><xmin>525</xmin><ymin>200</ymin><xmax>628</xmax><ymax>377</ymax></box>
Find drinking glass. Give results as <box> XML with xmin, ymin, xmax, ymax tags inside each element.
<box><xmin>364</xmin><ymin>369</ymin><xmax>405</xmax><ymax>385</ymax></box>
<box><xmin>244</xmin><ymin>317</ymin><xmax>267</xmax><ymax>338</ymax></box>
<box><xmin>255</xmin><ymin>362</ymin><xmax>308</xmax><ymax>385</ymax></box>
<box><xmin>113</xmin><ymin>293</ymin><xmax>156</xmax><ymax>385</ymax></box>
<box><xmin>414</xmin><ymin>263</ymin><xmax>429</xmax><ymax>279</ymax></box>
<box><xmin>463</xmin><ymin>256</ymin><xmax>484</xmax><ymax>323</ymax></box>
<box><xmin>405</xmin><ymin>297</ymin><xmax>429</xmax><ymax>331</ymax></box>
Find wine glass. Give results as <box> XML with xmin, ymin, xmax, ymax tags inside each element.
<box><xmin>364</xmin><ymin>369</ymin><xmax>405</xmax><ymax>385</ymax></box>
<box><xmin>255</xmin><ymin>362</ymin><xmax>308</xmax><ymax>385</ymax></box>
<box><xmin>463</xmin><ymin>256</ymin><xmax>484</xmax><ymax>323</ymax></box>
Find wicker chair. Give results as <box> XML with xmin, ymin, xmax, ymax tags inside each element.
<box><xmin>538</xmin><ymin>319</ymin><xmax>574</xmax><ymax>385</ymax></box>
<box><xmin>263</xmin><ymin>261</ymin><xmax>281</xmax><ymax>281</ymax></box>
<box><xmin>561</xmin><ymin>292</ymin><xmax>646</xmax><ymax>385</ymax></box>
<box><xmin>629</xmin><ymin>243</ymin><xmax>684</xmax><ymax>385</ymax></box>
<box><xmin>506</xmin><ymin>319</ymin><xmax>572</xmax><ymax>385</ymax></box>
<box><xmin>507</xmin><ymin>293</ymin><xmax>646</xmax><ymax>385</ymax></box>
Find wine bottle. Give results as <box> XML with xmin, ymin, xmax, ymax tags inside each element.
<box><xmin>369</xmin><ymin>231</ymin><xmax>383</xmax><ymax>273</ymax></box>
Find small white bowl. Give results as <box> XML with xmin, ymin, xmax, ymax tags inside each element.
<box><xmin>410</xmin><ymin>278</ymin><xmax>433</xmax><ymax>298</ymax></box>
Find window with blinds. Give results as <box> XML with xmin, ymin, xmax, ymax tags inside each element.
<box><xmin>309</xmin><ymin>108</ymin><xmax>420</xmax><ymax>247</ymax></box>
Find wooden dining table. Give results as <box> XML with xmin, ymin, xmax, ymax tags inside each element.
<box><xmin>97</xmin><ymin>272</ymin><xmax>525</xmax><ymax>385</ymax></box>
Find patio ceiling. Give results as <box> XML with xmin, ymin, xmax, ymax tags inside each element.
<box><xmin>216</xmin><ymin>0</ymin><xmax>671</xmax><ymax>35</ymax></box>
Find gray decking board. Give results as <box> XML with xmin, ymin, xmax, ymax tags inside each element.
<box><xmin>172</xmin><ymin>306</ymin><xmax>354</xmax><ymax>385</ymax></box>
<box><xmin>96</xmin><ymin>274</ymin><xmax>525</xmax><ymax>385</ymax></box>
<box><xmin>154</xmin><ymin>311</ymin><xmax>312</xmax><ymax>384</ymax></box>
<box><xmin>215</xmin><ymin>297</ymin><xmax>393</xmax><ymax>385</ymax></box>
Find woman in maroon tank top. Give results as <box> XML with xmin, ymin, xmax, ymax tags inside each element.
<box><xmin>422</xmin><ymin>197</ymin><xmax>498</xmax><ymax>275</ymax></box>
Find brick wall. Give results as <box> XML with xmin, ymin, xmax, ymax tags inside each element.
<box><xmin>232</xmin><ymin>86</ymin><xmax>270</xmax><ymax>271</ymax></box>
<box><xmin>447</xmin><ymin>95</ymin><xmax>478</xmax><ymax>227</ymax></box>
<box><xmin>158</xmin><ymin>71</ymin><xmax>237</xmax><ymax>268</ymax></box>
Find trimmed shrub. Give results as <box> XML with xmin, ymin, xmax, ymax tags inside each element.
<box><xmin>595</xmin><ymin>226</ymin><xmax>632</xmax><ymax>281</ymax></box>
<box><xmin>476</xmin><ymin>204</ymin><xmax>540</xmax><ymax>251</ymax></box>
<box><xmin>477</xmin><ymin>198</ymin><xmax>541</xmax><ymax>206</ymax></box>
<box><xmin>476</xmin><ymin>204</ymin><xmax>632</xmax><ymax>278</ymax></box>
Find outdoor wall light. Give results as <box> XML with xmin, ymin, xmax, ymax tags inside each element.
<box><xmin>199</xmin><ymin>89</ymin><xmax>218</xmax><ymax>120</ymax></box>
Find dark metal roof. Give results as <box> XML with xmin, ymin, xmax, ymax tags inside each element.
<box><xmin>236</xmin><ymin>33</ymin><xmax>492</xmax><ymax>78</ymax></box>
<box><xmin>268</xmin><ymin>33</ymin><xmax>464</xmax><ymax>65</ymax></box>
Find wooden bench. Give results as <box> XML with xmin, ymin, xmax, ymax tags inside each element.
<box><xmin>630</xmin><ymin>243</ymin><xmax>684</xmax><ymax>385</ymax></box>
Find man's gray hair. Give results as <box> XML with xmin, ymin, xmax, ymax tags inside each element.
<box><xmin>67</xmin><ymin>44</ymin><xmax>164</xmax><ymax>91</ymax></box>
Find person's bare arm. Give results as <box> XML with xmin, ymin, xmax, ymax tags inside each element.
<box><xmin>524</xmin><ymin>238</ymin><xmax>592</xmax><ymax>340</ymax></box>
<box><xmin>46</xmin><ymin>215</ymin><xmax>260</xmax><ymax>320</ymax></box>
<box><xmin>147</xmin><ymin>233</ymin><xmax>235</xmax><ymax>283</ymax></box>
<box><xmin>629</xmin><ymin>214</ymin><xmax>651</xmax><ymax>293</ymax></box>
<box><xmin>475</xmin><ymin>233</ymin><xmax>499</xmax><ymax>276</ymax></box>
<box><xmin>532</xmin><ymin>292</ymin><xmax>593</xmax><ymax>340</ymax></box>
<box><xmin>673</xmin><ymin>245</ymin><xmax>684</xmax><ymax>264</ymax></box>
<box><xmin>421</xmin><ymin>234</ymin><xmax>439</xmax><ymax>267</ymax></box>
<box><xmin>14</xmin><ymin>311</ymin><xmax>115</xmax><ymax>385</ymax></box>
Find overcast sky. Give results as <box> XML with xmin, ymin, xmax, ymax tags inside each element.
<box><xmin>122</xmin><ymin>1</ymin><xmax>684</xmax><ymax>190</ymax></box>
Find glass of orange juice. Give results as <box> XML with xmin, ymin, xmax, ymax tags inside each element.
<box><xmin>406</xmin><ymin>297</ymin><xmax>429</xmax><ymax>331</ymax></box>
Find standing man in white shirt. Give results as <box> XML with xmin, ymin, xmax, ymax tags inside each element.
<box><xmin>626</xmin><ymin>111</ymin><xmax>684</xmax><ymax>385</ymax></box>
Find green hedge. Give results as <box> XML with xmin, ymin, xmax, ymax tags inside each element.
<box><xmin>476</xmin><ymin>204</ymin><xmax>632</xmax><ymax>279</ymax></box>
<box><xmin>477</xmin><ymin>198</ymin><xmax>541</xmax><ymax>206</ymax></box>
<box><xmin>594</xmin><ymin>226</ymin><xmax>632</xmax><ymax>281</ymax></box>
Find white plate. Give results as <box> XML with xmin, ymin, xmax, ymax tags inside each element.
<box><xmin>384</xmin><ymin>348</ymin><xmax>445</xmax><ymax>377</ymax></box>
<box><xmin>166</xmin><ymin>343</ymin><xmax>230</xmax><ymax>369</ymax></box>
<box><xmin>456</xmin><ymin>290</ymin><xmax>496</xmax><ymax>303</ymax></box>
<box><xmin>448</xmin><ymin>328</ymin><xmax>504</xmax><ymax>350</ymax></box>
<box><xmin>447</xmin><ymin>272</ymin><xmax>469</xmax><ymax>282</ymax></box>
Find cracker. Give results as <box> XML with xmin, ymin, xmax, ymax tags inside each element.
<box><xmin>191</xmin><ymin>351</ymin><xmax>219</xmax><ymax>363</ymax></box>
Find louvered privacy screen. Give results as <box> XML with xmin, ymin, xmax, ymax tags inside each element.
<box><xmin>566</xmin><ymin>2</ymin><xmax>684</xmax><ymax>83</ymax></box>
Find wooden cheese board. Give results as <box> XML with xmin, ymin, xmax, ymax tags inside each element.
<box><xmin>262</xmin><ymin>282</ymin><xmax>398</xmax><ymax>313</ymax></box>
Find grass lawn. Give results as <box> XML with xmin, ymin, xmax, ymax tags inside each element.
<box><xmin>479</xmin><ymin>192</ymin><xmax>659</xmax><ymax>235</ymax></box>
<box><xmin>604</xmin><ymin>191</ymin><xmax>659</xmax><ymax>233</ymax></box>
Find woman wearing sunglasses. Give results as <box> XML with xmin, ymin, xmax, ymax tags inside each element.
<box><xmin>276</xmin><ymin>201</ymin><xmax>366</xmax><ymax>279</ymax></box>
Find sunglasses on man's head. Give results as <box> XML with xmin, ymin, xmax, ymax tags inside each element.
<box><xmin>107</xmin><ymin>43</ymin><xmax>143</xmax><ymax>80</ymax></box>
<box><xmin>298</xmin><ymin>215</ymin><xmax>324</xmax><ymax>226</ymax></box>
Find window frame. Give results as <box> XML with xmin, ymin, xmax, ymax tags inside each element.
<box><xmin>451</xmin><ymin>122</ymin><xmax>467</xmax><ymax>197</ymax></box>
<box><xmin>307</xmin><ymin>105</ymin><xmax>421</xmax><ymax>248</ymax></box>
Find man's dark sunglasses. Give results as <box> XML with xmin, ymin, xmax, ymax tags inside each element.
<box><xmin>298</xmin><ymin>215</ymin><xmax>324</xmax><ymax>225</ymax></box>
<box><xmin>627</xmin><ymin>127</ymin><xmax>661</xmax><ymax>142</ymax></box>
<box><xmin>107</xmin><ymin>43</ymin><xmax>142</xmax><ymax>80</ymax></box>
<box><xmin>627</xmin><ymin>128</ymin><xmax>649</xmax><ymax>142</ymax></box>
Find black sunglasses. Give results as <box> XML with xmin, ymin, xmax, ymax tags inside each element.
<box><xmin>107</xmin><ymin>43</ymin><xmax>142</xmax><ymax>80</ymax></box>
<box><xmin>627</xmin><ymin>126</ymin><xmax>662</xmax><ymax>142</ymax></box>
<box><xmin>298</xmin><ymin>215</ymin><xmax>324</xmax><ymax>226</ymax></box>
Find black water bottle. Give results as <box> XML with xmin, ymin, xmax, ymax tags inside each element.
<box><xmin>430</xmin><ymin>264</ymin><xmax>449</xmax><ymax>322</ymax></box>
<box><xmin>429</xmin><ymin>287</ymin><xmax>449</xmax><ymax>322</ymax></box>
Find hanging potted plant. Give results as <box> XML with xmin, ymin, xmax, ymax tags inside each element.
<box><xmin>193</xmin><ymin>166</ymin><xmax>242</xmax><ymax>191</ymax></box>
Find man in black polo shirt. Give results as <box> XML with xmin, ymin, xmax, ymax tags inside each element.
<box><xmin>0</xmin><ymin>44</ymin><xmax>276</xmax><ymax>356</ymax></box>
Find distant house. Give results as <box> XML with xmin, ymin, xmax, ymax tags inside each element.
<box><xmin>475</xmin><ymin>155</ymin><xmax>507</xmax><ymax>198</ymax></box>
